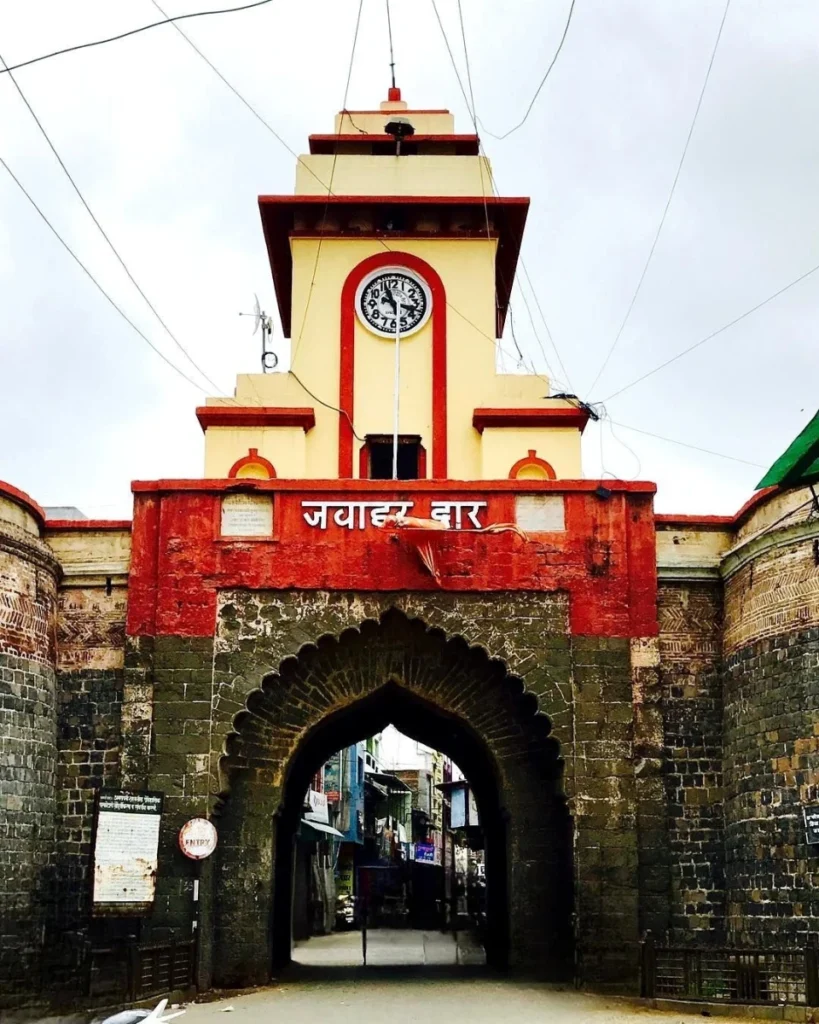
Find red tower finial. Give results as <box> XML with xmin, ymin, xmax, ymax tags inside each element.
<box><xmin>388</xmin><ymin>86</ymin><xmax>401</xmax><ymax>102</ymax></box>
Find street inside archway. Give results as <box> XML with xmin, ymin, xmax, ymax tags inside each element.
<box><xmin>292</xmin><ymin>928</ymin><xmax>486</xmax><ymax>967</ymax></box>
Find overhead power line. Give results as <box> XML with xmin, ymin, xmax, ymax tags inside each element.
<box><xmin>0</xmin><ymin>0</ymin><xmax>277</xmax><ymax>77</ymax></box>
<box><xmin>432</xmin><ymin>0</ymin><xmax>571</xmax><ymax>389</ymax></box>
<box><xmin>480</xmin><ymin>0</ymin><xmax>576</xmax><ymax>141</ymax></box>
<box><xmin>609</xmin><ymin>419</ymin><xmax>766</xmax><ymax>468</ymax></box>
<box><xmin>289</xmin><ymin>0</ymin><xmax>365</xmax><ymax>367</ymax></box>
<box><xmin>0</xmin><ymin>52</ymin><xmax>224</xmax><ymax>394</ymax></box>
<box><xmin>154</xmin><ymin>0</ymin><xmax>538</xmax><ymax>384</ymax></box>
<box><xmin>587</xmin><ymin>0</ymin><xmax>732</xmax><ymax>395</ymax></box>
<box><xmin>599</xmin><ymin>255</ymin><xmax>819</xmax><ymax>403</ymax></box>
<box><xmin>0</xmin><ymin>153</ymin><xmax>206</xmax><ymax>392</ymax></box>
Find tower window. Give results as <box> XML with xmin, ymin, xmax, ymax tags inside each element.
<box><xmin>361</xmin><ymin>434</ymin><xmax>426</xmax><ymax>480</ymax></box>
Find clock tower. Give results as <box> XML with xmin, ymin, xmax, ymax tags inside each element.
<box><xmin>197</xmin><ymin>88</ymin><xmax>589</xmax><ymax>481</ymax></box>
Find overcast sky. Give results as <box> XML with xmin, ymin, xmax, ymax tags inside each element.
<box><xmin>1</xmin><ymin>0</ymin><xmax>817</xmax><ymax>517</ymax></box>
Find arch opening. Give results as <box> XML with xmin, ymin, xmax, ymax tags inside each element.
<box><xmin>212</xmin><ymin>611</ymin><xmax>574</xmax><ymax>986</ymax></box>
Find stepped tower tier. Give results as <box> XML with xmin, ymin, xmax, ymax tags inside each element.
<box><xmin>198</xmin><ymin>90</ymin><xmax>587</xmax><ymax>482</ymax></box>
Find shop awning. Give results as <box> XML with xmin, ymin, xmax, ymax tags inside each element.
<box><xmin>756</xmin><ymin>409</ymin><xmax>819</xmax><ymax>490</ymax></box>
<box><xmin>365</xmin><ymin>770</ymin><xmax>411</xmax><ymax>792</ymax></box>
<box><xmin>300</xmin><ymin>818</ymin><xmax>344</xmax><ymax>839</ymax></box>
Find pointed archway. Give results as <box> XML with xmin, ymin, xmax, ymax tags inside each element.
<box><xmin>211</xmin><ymin>610</ymin><xmax>573</xmax><ymax>986</ymax></box>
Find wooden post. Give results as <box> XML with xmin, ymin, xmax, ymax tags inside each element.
<box><xmin>127</xmin><ymin>939</ymin><xmax>140</xmax><ymax>1002</ymax></box>
<box><xmin>806</xmin><ymin>937</ymin><xmax>819</xmax><ymax>1007</ymax></box>
<box><xmin>641</xmin><ymin>931</ymin><xmax>656</xmax><ymax>998</ymax></box>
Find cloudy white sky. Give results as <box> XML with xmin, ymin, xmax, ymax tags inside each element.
<box><xmin>1</xmin><ymin>0</ymin><xmax>816</xmax><ymax>517</ymax></box>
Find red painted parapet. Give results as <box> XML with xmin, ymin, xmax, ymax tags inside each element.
<box><xmin>126</xmin><ymin>478</ymin><xmax>658</xmax><ymax>641</ymax></box>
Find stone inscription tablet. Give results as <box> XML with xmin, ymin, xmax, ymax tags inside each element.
<box><xmin>221</xmin><ymin>494</ymin><xmax>273</xmax><ymax>537</ymax></box>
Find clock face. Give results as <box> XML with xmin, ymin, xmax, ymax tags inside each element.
<box><xmin>355</xmin><ymin>268</ymin><xmax>432</xmax><ymax>338</ymax></box>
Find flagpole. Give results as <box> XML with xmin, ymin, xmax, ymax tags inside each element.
<box><xmin>392</xmin><ymin>301</ymin><xmax>401</xmax><ymax>480</ymax></box>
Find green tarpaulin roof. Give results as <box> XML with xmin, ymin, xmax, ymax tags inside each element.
<box><xmin>757</xmin><ymin>409</ymin><xmax>819</xmax><ymax>490</ymax></box>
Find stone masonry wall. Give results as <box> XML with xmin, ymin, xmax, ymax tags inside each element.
<box><xmin>0</xmin><ymin>531</ymin><xmax>60</xmax><ymax>1005</ymax></box>
<box><xmin>128</xmin><ymin>590</ymin><xmax>651</xmax><ymax>991</ymax></box>
<box><xmin>48</xmin><ymin>585</ymin><xmax>127</xmax><ymax>990</ymax></box>
<box><xmin>723</xmin><ymin>533</ymin><xmax>819</xmax><ymax>945</ymax></box>
<box><xmin>657</xmin><ymin>580</ymin><xmax>725</xmax><ymax>942</ymax></box>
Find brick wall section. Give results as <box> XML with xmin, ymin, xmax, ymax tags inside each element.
<box><xmin>658</xmin><ymin>581</ymin><xmax>725</xmax><ymax>942</ymax></box>
<box><xmin>0</xmin><ymin>526</ymin><xmax>60</xmax><ymax>1005</ymax></box>
<box><xmin>723</xmin><ymin>535</ymin><xmax>819</xmax><ymax>946</ymax></box>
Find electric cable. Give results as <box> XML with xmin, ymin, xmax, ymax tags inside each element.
<box><xmin>479</xmin><ymin>0</ymin><xmax>576</xmax><ymax>141</ymax></box>
<box><xmin>455</xmin><ymin>0</ymin><xmax>504</xmax><ymax>363</ymax></box>
<box><xmin>289</xmin><ymin>0</ymin><xmax>365</xmax><ymax>369</ymax></box>
<box><xmin>0</xmin><ymin>152</ymin><xmax>206</xmax><ymax>392</ymax></box>
<box><xmin>608</xmin><ymin>419</ymin><xmax>766</xmax><ymax>468</ymax></box>
<box><xmin>288</xmin><ymin>370</ymin><xmax>365</xmax><ymax>443</ymax></box>
<box><xmin>587</xmin><ymin>0</ymin><xmax>732</xmax><ymax>395</ymax></box>
<box><xmin>599</xmin><ymin>255</ymin><xmax>819</xmax><ymax>404</ymax></box>
<box><xmin>153</xmin><ymin>0</ymin><xmax>530</xmax><ymax>383</ymax></box>
<box><xmin>0</xmin><ymin>52</ymin><xmax>225</xmax><ymax>395</ymax></box>
<box><xmin>434</xmin><ymin>0</ymin><xmax>570</xmax><ymax>389</ymax></box>
<box><xmin>0</xmin><ymin>0</ymin><xmax>277</xmax><ymax>77</ymax></box>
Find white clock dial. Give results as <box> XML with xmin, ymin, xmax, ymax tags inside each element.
<box><xmin>355</xmin><ymin>268</ymin><xmax>432</xmax><ymax>338</ymax></box>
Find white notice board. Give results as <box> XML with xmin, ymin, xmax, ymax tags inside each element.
<box><xmin>93</xmin><ymin>790</ymin><xmax>163</xmax><ymax>910</ymax></box>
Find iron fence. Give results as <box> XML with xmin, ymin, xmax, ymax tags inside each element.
<box><xmin>87</xmin><ymin>939</ymin><xmax>196</xmax><ymax>1002</ymax></box>
<box><xmin>641</xmin><ymin>935</ymin><xmax>819</xmax><ymax>1007</ymax></box>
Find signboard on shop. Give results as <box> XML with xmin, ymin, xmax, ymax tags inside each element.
<box><xmin>414</xmin><ymin>842</ymin><xmax>442</xmax><ymax>866</ymax></box>
<box><xmin>307</xmin><ymin>789</ymin><xmax>329</xmax><ymax>823</ymax></box>
<box><xmin>92</xmin><ymin>790</ymin><xmax>163</xmax><ymax>911</ymax></box>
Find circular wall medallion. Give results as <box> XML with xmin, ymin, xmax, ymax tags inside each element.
<box><xmin>178</xmin><ymin>817</ymin><xmax>218</xmax><ymax>860</ymax></box>
<box><xmin>355</xmin><ymin>266</ymin><xmax>432</xmax><ymax>339</ymax></box>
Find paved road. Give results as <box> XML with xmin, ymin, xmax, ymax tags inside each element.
<box><xmin>13</xmin><ymin>932</ymin><xmax>771</xmax><ymax>1024</ymax></box>
<box><xmin>174</xmin><ymin>977</ymin><xmax>765</xmax><ymax>1024</ymax></box>
<box><xmin>292</xmin><ymin>927</ymin><xmax>485</xmax><ymax>966</ymax></box>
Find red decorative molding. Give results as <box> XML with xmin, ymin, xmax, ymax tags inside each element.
<box><xmin>46</xmin><ymin>519</ymin><xmax>132</xmax><ymax>530</ymax></box>
<box><xmin>195</xmin><ymin>407</ymin><xmax>315</xmax><ymax>432</ymax></box>
<box><xmin>654</xmin><ymin>514</ymin><xmax>733</xmax><ymax>529</ymax></box>
<box><xmin>132</xmin><ymin>478</ymin><xmax>657</xmax><ymax>495</ymax></box>
<box><xmin>126</xmin><ymin>480</ymin><xmax>658</xmax><ymax>640</ymax></box>
<box><xmin>339</xmin><ymin>252</ymin><xmax>447</xmax><ymax>479</ymax></box>
<box><xmin>508</xmin><ymin>450</ymin><xmax>556</xmax><ymax>480</ymax></box>
<box><xmin>473</xmin><ymin>407</ymin><xmax>590</xmax><ymax>434</ymax></box>
<box><xmin>0</xmin><ymin>480</ymin><xmax>46</xmax><ymax>531</ymax></box>
<box><xmin>342</xmin><ymin>108</ymin><xmax>451</xmax><ymax>114</ymax></box>
<box><xmin>259</xmin><ymin>195</ymin><xmax>528</xmax><ymax>337</ymax></box>
<box><xmin>228</xmin><ymin>448</ymin><xmax>277</xmax><ymax>480</ymax></box>
<box><xmin>309</xmin><ymin>134</ymin><xmax>480</xmax><ymax>156</ymax></box>
<box><xmin>656</xmin><ymin>486</ymin><xmax>782</xmax><ymax>531</ymax></box>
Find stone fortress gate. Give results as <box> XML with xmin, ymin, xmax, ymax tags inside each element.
<box><xmin>1</xmin><ymin>89</ymin><xmax>817</xmax><ymax>1007</ymax></box>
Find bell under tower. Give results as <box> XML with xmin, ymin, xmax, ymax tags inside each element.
<box><xmin>198</xmin><ymin>89</ymin><xmax>588</xmax><ymax>482</ymax></box>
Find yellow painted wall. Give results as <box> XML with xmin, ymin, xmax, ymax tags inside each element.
<box><xmin>203</xmin><ymin>427</ymin><xmax>306</xmax><ymax>479</ymax></box>
<box><xmin>199</xmin><ymin>97</ymin><xmax>588</xmax><ymax>482</ymax></box>
<box><xmin>295</xmin><ymin>155</ymin><xmax>493</xmax><ymax>198</ymax></box>
<box><xmin>334</xmin><ymin>109</ymin><xmax>455</xmax><ymax>135</ymax></box>
<box><xmin>0</xmin><ymin>494</ymin><xmax>39</xmax><ymax>536</ymax></box>
<box><xmin>480</xmin><ymin>428</ymin><xmax>582</xmax><ymax>480</ymax></box>
<box><xmin>201</xmin><ymin>233</ymin><xmax>585</xmax><ymax>480</ymax></box>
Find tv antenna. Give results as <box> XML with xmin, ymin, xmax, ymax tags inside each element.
<box><xmin>239</xmin><ymin>294</ymin><xmax>277</xmax><ymax>372</ymax></box>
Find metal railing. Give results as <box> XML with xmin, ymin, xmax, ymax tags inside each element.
<box><xmin>87</xmin><ymin>939</ymin><xmax>196</xmax><ymax>1002</ymax></box>
<box><xmin>641</xmin><ymin>934</ymin><xmax>819</xmax><ymax>1007</ymax></box>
